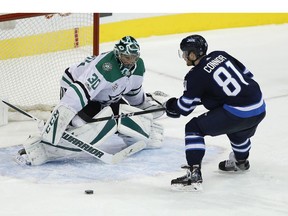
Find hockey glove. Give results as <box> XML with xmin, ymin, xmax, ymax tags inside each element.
<box><xmin>135</xmin><ymin>91</ymin><xmax>168</xmax><ymax>119</ymax></box>
<box><xmin>164</xmin><ymin>97</ymin><xmax>180</xmax><ymax>118</ymax></box>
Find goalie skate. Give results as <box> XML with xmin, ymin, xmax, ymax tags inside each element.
<box><xmin>14</xmin><ymin>148</ymin><xmax>31</xmax><ymax>165</ymax></box>
<box><xmin>171</xmin><ymin>165</ymin><xmax>203</xmax><ymax>192</ymax></box>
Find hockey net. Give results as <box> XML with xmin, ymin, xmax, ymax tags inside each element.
<box><xmin>0</xmin><ymin>13</ymin><xmax>99</xmax><ymax>121</ymax></box>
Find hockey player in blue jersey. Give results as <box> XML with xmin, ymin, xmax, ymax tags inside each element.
<box><xmin>164</xmin><ymin>34</ymin><xmax>266</xmax><ymax>191</ymax></box>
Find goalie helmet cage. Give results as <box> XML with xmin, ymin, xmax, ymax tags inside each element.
<box><xmin>0</xmin><ymin>13</ymin><xmax>100</xmax><ymax>121</ymax></box>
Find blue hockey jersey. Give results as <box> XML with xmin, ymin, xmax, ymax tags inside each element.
<box><xmin>175</xmin><ymin>50</ymin><xmax>266</xmax><ymax>118</ymax></box>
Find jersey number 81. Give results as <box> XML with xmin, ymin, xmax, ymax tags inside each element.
<box><xmin>213</xmin><ymin>61</ymin><xmax>249</xmax><ymax>96</ymax></box>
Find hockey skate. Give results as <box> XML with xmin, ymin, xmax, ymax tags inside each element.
<box><xmin>171</xmin><ymin>165</ymin><xmax>203</xmax><ymax>191</ymax></box>
<box><xmin>218</xmin><ymin>152</ymin><xmax>250</xmax><ymax>172</ymax></box>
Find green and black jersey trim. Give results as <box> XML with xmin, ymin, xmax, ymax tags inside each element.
<box><xmin>70</xmin><ymin>81</ymin><xmax>91</xmax><ymax>108</ymax></box>
<box><xmin>124</xmin><ymin>85</ymin><xmax>142</xmax><ymax>97</ymax></box>
<box><xmin>62</xmin><ymin>68</ymin><xmax>75</xmax><ymax>86</ymax></box>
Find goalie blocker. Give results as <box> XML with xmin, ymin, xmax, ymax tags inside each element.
<box><xmin>19</xmin><ymin>104</ymin><xmax>164</xmax><ymax>165</ymax></box>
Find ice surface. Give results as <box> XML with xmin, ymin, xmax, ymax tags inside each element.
<box><xmin>1</xmin><ymin>24</ymin><xmax>288</xmax><ymax>216</ymax></box>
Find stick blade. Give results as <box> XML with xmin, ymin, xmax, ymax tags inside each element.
<box><xmin>112</xmin><ymin>141</ymin><xmax>147</xmax><ymax>164</ymax></box>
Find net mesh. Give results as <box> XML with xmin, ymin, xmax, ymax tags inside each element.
<box><xmin>0</xmin><ymin>13</ymin><xmax>94</xmax><ymax>119</ymax></box>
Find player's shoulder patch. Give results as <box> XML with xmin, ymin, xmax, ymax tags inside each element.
<box><xmin>102</xmin><ymin>62</ymin><xmax>113</xmax><ymax>72</ymax></box>
<box><xmin>96</xmin><ymin>52</ymin><xmax>122</xmax><ymax>82</ymax></box>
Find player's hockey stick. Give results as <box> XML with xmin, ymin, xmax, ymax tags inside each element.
<box><xmin>1</xmin><ymin>99</ymin><xmax>146</xmax><ymax>164</ymax></box>
<box><xmin>82</xmin><ymin>107</ymin><xmax>166</xmax><ymax>123</ymax></box>
<box><xmin>79</xmin><ymin>92</ymin><xmax>167</xmax><ymax>123</ymax></box>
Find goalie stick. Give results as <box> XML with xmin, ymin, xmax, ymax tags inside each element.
<box><xmin>2</xmin><ymin>99</ymin><xmax>166</xmax><ymax>123</ymax></box>
<box><xmin>1</xmin><ymin>99</ymin><xmax>147</xmax><ymax>164</ymax></box>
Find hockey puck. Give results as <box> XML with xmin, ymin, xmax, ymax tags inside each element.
<box><xmin>85</xmin><ymin>190</ymin><xmax>94</xmax><ymax>195</ymax></box>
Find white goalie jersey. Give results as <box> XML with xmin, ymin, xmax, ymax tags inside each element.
<box><xmin>60</xmin><ymin>51</ymin><xmax>146</xmax><ymax>113</ymax></box>
<box><xmin>15</xmin><ymin>38</ymin><xmax>168</xmax><ymax>166</ymax></box>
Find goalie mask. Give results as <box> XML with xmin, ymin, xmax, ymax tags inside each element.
<box><xmin>114</xmin><ymin>36</ymin><xmax>140</xmax><ymax>76</ymax></box>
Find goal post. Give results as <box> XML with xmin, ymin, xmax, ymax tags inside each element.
<box><xmin>0</xmin><ymin>13</ymin><xmax>100</xmax><ymax>121</ymax></box>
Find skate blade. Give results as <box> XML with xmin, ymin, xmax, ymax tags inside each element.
<box><xmin>171</xmin><ymin>183</ymin><xmax>203</xmax><ymax>192</ymax></box>
<box><xmin>217</xmin><ymin>169</ymin><xmax>250</xmax><ymax>174</ymax></box>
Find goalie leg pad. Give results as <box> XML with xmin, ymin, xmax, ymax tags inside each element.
<box><xmin>41</xmin><ymin>104</ymin><xmax>76</xmax><ymax>145</ymax></box>
<box><xmin>22</xmin><ymin>135</ymin><xmax>81</xmax><ymax>166</ymax></box>
<box><xmin>146</xmin><ymin>121</ymin><xmax>164</xmax><ymax>149</ymax></box>
<box><xmin>22</xmin><ymin>134</ymin><xmax>50</xmax><ymax>166</ymax></box>
<box><xmin>66</xmin><ymin>106</ymin><xmax>117</xmax><ymax>147</ymax></box>
<box><xmin>22</xmin><ymin>134</ymin><xmax>86</xmax><ymax>166</ymax></box>
<box><xmin>118</xmin><ymin>133</ymin><xmax>138</xmax><ymax>146</ymax></box>
<box><xmin>22</xmin><ymin>107</ymin><xmax>118</xmax><ymax>165</ymax></box>
<box><xmin>117</xmin><ymin>104</ymin><xmax>164</xmax><ymax>148</ymax></box>
<box><xmin>118</xmin><ymin>104</ymin><xmax>153</xmax><ymax>140</ymax></box>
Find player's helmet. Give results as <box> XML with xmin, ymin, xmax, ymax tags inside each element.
<box><xmin>114</xmin><ymin>36</ymin><xmax>140</xmax><ymax>71</ymax></box>
<box><xmin>180</xmin><ymin>34</ymin><xmax>208</xmax><ymax>59</ymax></box>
